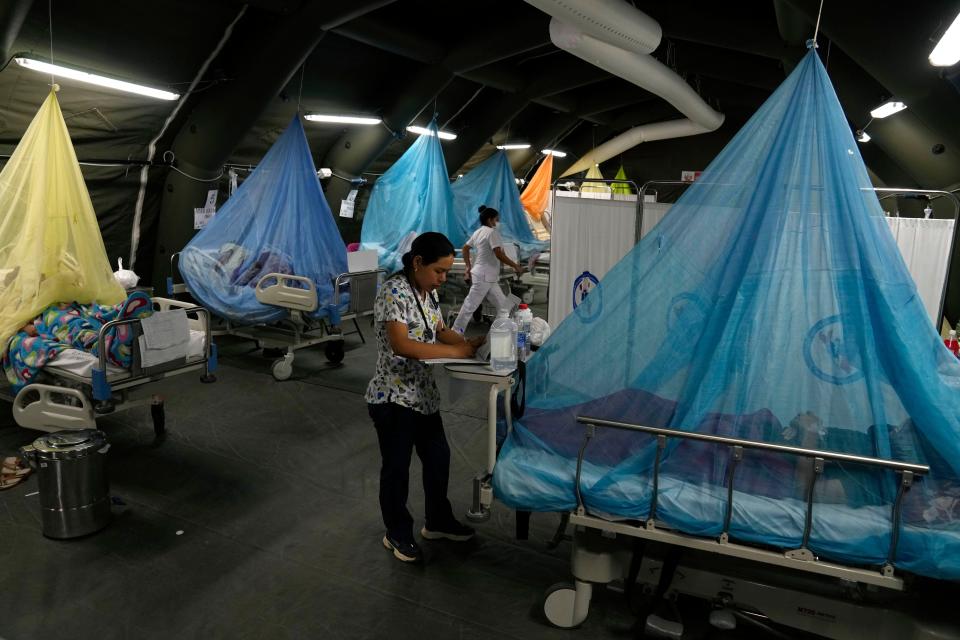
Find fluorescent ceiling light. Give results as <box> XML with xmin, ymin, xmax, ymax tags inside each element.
<box><xmin>870</xmin><ymin>101</ymin><xmax>907</xmax><ymax>119</ymax></box>
<box><xmin>305</xmin><ymin>114</ymin><xmax>381</xmax><ymax>125</ymax></box>
<box><xmin>930</xmin><ymin>11</ymin><xmax>960</xmax><ymax>66</ymax></box>
<box><xmin>496</xmin><ymin>143</ymin><xmax>530</xmax><ymax>150</ymax></box>
<box><xmin>406</xmin><ymin>125</ymin><xmax>457</xmax><ymax>140</ymax></box>
<box><xmin>856</xmin><ymin>130</ymin><xmax>871</xmax><ymax>143</ymax></box>
<box><xmin>541</xmin><ymin>149</ymin><xmax>567</xmax><ymax>157</ymax></box>
<box><xmin>14</xmin><ymin>57</ymin><xmax>179</xmax><ymax>100</ymax></box>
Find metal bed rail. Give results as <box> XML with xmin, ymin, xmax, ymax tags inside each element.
<box><xmin>91</xmin><ymin>303</ymin><xmax>216</xmax><ymax>409</ymax></box>
<box><xmin>573</xmin><ymin>415</ymin><xmax>929</xmax><ymax>578</ymax></box>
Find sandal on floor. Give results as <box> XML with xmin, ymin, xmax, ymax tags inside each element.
<box><xmin>2</xmin><ymin>457</ymin><xmax>30</xmax><ymax>477</ymax></box>
<box><xmin>0</xmin><ymin>472</ymin><xmax>25</xmax><ymax>490</ymax></box>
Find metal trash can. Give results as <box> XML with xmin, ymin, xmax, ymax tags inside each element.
<box><xmin>20</xmin><ymin>430</ymin><xmax>111</xmax><ymax>539</ymax></box>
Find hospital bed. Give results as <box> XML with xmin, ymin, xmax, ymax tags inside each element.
<box><xmin>169</xmin><ymin>252</ymin><xmax>383</xmax><ymax>380</ymax></box>
<box><xmin>479</xmin><ymin>408</ymin><xmax>960</xmax><ymax>638</ymax></box>
<box><xmin>518</xmin><ymin>251</ymin><xmax>549</xmax><ymax>304</ymax></box>
<box><xmin>0</xmin><ymin>298</ymin><xmax>217</xmax><ymax>437</ymax></box>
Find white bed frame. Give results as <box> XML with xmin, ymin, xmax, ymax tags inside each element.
<box><xmin>0</xmin><ymin>297</ymin><xmax>217</xmax><ymax>436</ymax></box>
<box><xmin>169</xmin><ymin>254</ymin><xmax>382</xmax><ymax>380</ymax></box>
<box><xmin>485</xmin><ymin>413</ymin><xmax>960</xmax><ymax>638</ymax></box>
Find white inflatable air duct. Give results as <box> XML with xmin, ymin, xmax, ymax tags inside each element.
<box><xmin>523</xmin><ymin>0</ymin><xmax>662</xmax><ymax>55</ymax></box>
<box><xmin>524</xmin><ymin>0</ymin><xmax>724</xmax><ymax>176</ymax></box>
<box><xmin>564</xmin><ymin>119</ymin><xmax>714</xmax><ymax>176</ymax></box>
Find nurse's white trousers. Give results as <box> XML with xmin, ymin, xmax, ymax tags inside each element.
<box><xmin>452</xmin><ymin>279</ymin><xmax>509</xmax><ymax>333</ymax></box>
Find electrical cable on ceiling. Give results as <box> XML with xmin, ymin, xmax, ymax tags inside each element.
<box><xmin>297</xmin><ymin>61</ymin><xmax>305</xmax><ymax>113</ymax></box>
<box><xmin>441</xmin><ymin>86</ymin><xmax>483</xmax><ymax>130</ymax></box>
<box><xmin>812</xmin><ymin>0</ymin><xmax>826</xmax><ymax>47</ymax></box>
<box><xmin>169</xmin><ymin>165</ymin><xmax>224</xmax><ymax>183</ymax></box>
<box><xmin>161</xmin><ymin>150</ymin><xmax>224</xmax><ymax>182</ymax></box>
<box><xmin>48</xmin><ymin>0</ymin><xmax>54</xmax><ymax>86</ymax></box>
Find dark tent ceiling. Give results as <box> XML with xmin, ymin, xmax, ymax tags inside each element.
<box><xmin>2</xmin><ymin>0</ymin><xmax>960</xmax><ymax>295</ymax></box>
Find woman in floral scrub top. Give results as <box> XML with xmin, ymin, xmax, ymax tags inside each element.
<box><xmin>366</xmin><ymin>232</ymin><xmax>485</xmax><ymax>563</ymax></box>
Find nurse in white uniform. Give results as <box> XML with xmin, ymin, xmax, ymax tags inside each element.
<box><xmin>452</xmin><ymin>205</ymin><xmax>523</xmax><ymax>334</ymax></box>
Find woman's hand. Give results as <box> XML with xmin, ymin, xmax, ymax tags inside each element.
<box><xmin>468</xmin><ymin>335</ymin><xmax>486</xmax><ymax>348</ymax></box>
<box><xmin>451</xmin><ymin>340</ymin><xmax>477</xmax><ymax>358</ymax></box>
<box><xmin>513</xmin><ymin>264</ymin><xmax>523</xmax><ymax>276</ymax></box>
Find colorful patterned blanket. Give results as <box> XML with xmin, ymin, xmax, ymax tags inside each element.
<box><xmin>3</xmin><ymin>291</ymin><xmax>153</xmax><ymax>390</ymax></box>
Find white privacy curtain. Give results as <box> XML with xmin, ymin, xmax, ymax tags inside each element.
<box><xmin>640</xmin><ymin>202</ymin><xmax>671</xmax><ymax>238</ymax></box>
<box><xmin>884</xmin><ymin>217</ymin><xmax>954</xmax><ymax>324</ymax></box>
<box><xmin>548</xmin><ymin>192</ymin><xmax>637</xmax><ymax>324</ymax></box>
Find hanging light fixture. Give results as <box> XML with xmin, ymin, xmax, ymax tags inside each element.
<box><xmin>406</xmin><ymin>125</ymin><xmax>457</xmax><ymax>140</ymax></box>
<box><xmin>870</xmin><ymin>101</ymin><xmax>907</xmax><ymax>119</ymax></box>
<box><xmin>929</xmin><ymin>10</ymin><xmax>960</xmax><ymax>66</ymax></box>
<box><xmin>14</xmin><ymin>57</ymin><xmax>179</xmax><ymax>100</ymax></box>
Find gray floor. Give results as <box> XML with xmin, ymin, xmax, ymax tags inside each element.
<box><xmin>0</xmin><ymin>327</ymin><xmax>643</xmax><ymax>640</ymax></box>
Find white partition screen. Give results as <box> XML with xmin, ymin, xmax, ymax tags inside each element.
<box><xmin>641</xmin><ymin>202</ymin><xmax>671</xmax><ymax>238</ymax></box>
<box><xmin>885</xmin><ymin>217</ymin><xmax>955</xmax><ymax>324</ymax></box>
<box><xmin>548</xmin><ymin>193</ymin><xmax>637</xmax><ymax>325</ymax></box>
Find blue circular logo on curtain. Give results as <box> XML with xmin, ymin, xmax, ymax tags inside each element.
<box><xmin>666</xmin><ymin>292</ymin><xmax>707</xmax><ymax>332</ymax></box>
<box><xmin>803</xmin><ymin>315</ymin><xmax>864</xmax><ymax>385</ymax></box>
<box><xmin>572</xmin><ymin>271</ymin><xmax>601</xmax><ymax>321</ymax></box>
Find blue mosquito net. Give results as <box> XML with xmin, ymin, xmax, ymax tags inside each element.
<box><xmin>360</xmin><ymin>120</ymin><xmax>463</xmax><ymax>272</ymax></box>
<box><xmin>179</xmin><ymin>116</ymin><xmax>347</xmax><ymax>325</ymax></box>
<box><xmin>493</xmin><ymin>50</ymin><xmax>960</xmax><ymax>580</ymax></box>
<box><xmin>451</xmin><ymin>150</ymin><xmax>548</xmax><ymax>259</ymax></box>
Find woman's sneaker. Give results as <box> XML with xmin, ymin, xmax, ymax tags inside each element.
<box><xmin>382</xmin><ymin>534</ymin><xmax>422</xmax><ymax>562</ymax></box>
<box><xmin>420</xmin><ymin>520</ymin><xmax>476</xmax><ymax>542</ymax></box>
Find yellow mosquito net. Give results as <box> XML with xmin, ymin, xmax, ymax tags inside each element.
<box><xmin>611</xmin><ymin>165</ymin><xmax>633</xmax><ymax>195</ymax></box>
<box><xmin>580</xmin><ymin>163</ymin><xmax>609</xmax><ymax>194</ymax></box>
<box><xmin>0</xmin><ymin>88</ymin><xmax>124</xmax><ymax>345</ymax></box>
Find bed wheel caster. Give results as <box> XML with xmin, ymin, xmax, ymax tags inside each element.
<box><xmin>151</xmin><ymin>402</ymin><xmax>166</xmax><ymax>437</ymax></box>
<box><xmin>645</xmin><ymin>613</ymin><xmax>684</xmax><ymax>639</ymax></box>
<box><xmin>94</xmin><ymin>399</ymin><xmax>115</xmax><ymax>415</ymax></box>
<box><xmin>543</xmin><ymin>581</ymin><xmax>591</xmax><ymax>628</ymax></box>
<box><xmin>324</xmin><ymin>340</ymin><xmax>345</xmax><ymax>364</ymax></box>
<box><xmin>272</xmin><ymin>354</ymin><xmax>294</xmax><ymax>381</ymax></box>
<box><xmin>466</xmin><ymin>506</ymin><xmax>490</xmax><ymax>523</ymax></box>
<box><xmin>708</xmin><ymin>609</ymin><xmax>736</xmax><ymax>630</ymax></box>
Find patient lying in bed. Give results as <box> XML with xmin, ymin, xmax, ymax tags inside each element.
<box><xmin>214</xmin><ymin>243</ymin><xmax>296</xmax><ymax>288</ymax></box>
<box><xmin>2</xmin><ymin>291</ymin><xmax>152</xmax><ymax>390</ymax></box>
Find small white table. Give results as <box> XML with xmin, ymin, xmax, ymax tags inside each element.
<box><xmin>443</xmin><ymin>363</ymin><xmax>515</xmax><ymax>476</ymax></box>
<box><xmin>438</xmin><ymin>362</ymin><xmax>516</xmax><ymax>522</ymax></box>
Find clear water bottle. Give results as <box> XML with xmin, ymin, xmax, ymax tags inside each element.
<box><xmin>489</xmin><ymin>309</ymin><xmax>517</xmax><ymax>372</ymax></box>
<box><xmin>515</xmin><ymin>303</ymin><xmax>533</xmax><ymax>360</ymax></box>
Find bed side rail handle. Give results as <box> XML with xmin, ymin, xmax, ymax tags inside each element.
<box><xmin>13</xmin><ymin>384</ymin><xmax>96</xmax><ymax>431</ymax></box>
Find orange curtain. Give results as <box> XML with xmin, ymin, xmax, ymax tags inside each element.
<box><xmin>520</xmin><ymin>153</ymin><xmax>553</xmax><ymax>222</ymax></box>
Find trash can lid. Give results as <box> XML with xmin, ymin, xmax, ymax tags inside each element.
<box><xmin>31</xmin><ymin>429</ymin><xmax>107</xmax><ymax>460</ymax></box>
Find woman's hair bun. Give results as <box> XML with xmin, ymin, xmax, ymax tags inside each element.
<box><xmin>478</xmin><ymin>205</ymin><xmax>487</xmax><ymax>213</ymax></box>
<box><xmin>401</xmin><ymin>251</ymin><xmax>413</xmax><ymax>268</ymax></box>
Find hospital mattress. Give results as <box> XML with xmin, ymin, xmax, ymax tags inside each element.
<box><xmin>493</xmin><ymin>429</ymin><xmax>960</xmax><ymax>581</ymax></box>
<box><xmin>43</xmin><ymin>329</ymin><xmax>207</xmax><ymax>381</ymax></box>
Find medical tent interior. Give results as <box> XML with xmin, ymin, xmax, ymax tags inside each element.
<box><xmin>3</xmin><ymin>1</ymin><xmax>960</xmax><ymax>639</ymax></box>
